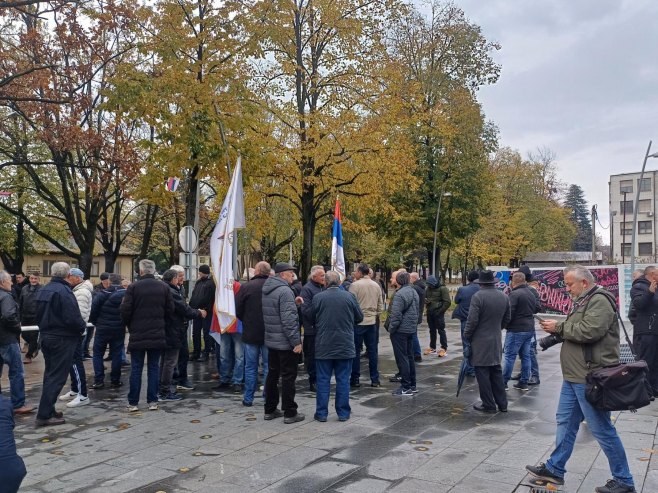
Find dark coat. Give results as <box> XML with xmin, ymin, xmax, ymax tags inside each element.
<box><xmin>90</xmin><ymin>285</ymin><xmax>126</xmax><ymax>337</ymax></box>
<box><xmin>312</xmin><ymin>287</ymin><xmax>363</xmax><ymax>360</ymax></box>
<box><xmin>425</xmin><ymin>284</ymin><xmax>451</xmax><ymax>317</ymax></box>
<box><xmin>189</xmin><ymin>276</ymin><xmax>215</xmax><ymax>310</ymax></box>
<box><xmin>464</xmin><ymin>285</ymin><xmax>511</xmax><ymax>366</ymax></box>
<box><xmin>388</xmin><ymin>285</ymin><xmax>419</xmax><ymax>335</ymax></box>
<box><xmin>166</xmin><ymin>283</ymin><xmax>200</xmax><ymax>349</ymax></box>
<box><xmin>36</xmin><ymin>277</ymin><xmax>86</xmax><ymax>338</ymax></box>
<box><xmin>411</xmin><ymin>279</ymin><xmax>426</xmax><ymax>324</ymax></box>
<box><xmin>19</xmin><ymin>283</ymin><xmax>41</xmax><ymax>326</ymax></box>
<box><xmin>452</xmin><ymin>282</ymin><xmax>480</xmax><ymax>321</ymax></box>
<box><xmin>11</xmin><ymin>279</ymin><xmax>28</xmax><ymax>301</ymax></box>
<box><xmin>0</xmin><ymin>288</ymin><xmax>21</xmax><ymax>345</ymax></box>
<box><xmin>235</xmin><ymin>275</ymin><xmax>268</xmax><ymax>345</ymax></box>
<box><xmin>262</xmin><ymin>276</ymin><xmax>301</xmax><ymax>350</ymax></box>
<box><xmin>300</xmin><ymin>280</ymin><xmax>323</xmax><ymax>336</ymax></box>
<box><xmin>630</xmin><ymin>276</ymin><xmax>658</xmax><ymax>335</ymax></box>
<box><xmin>507</xmin><ymin>284</ymin><xmax>539</xmax><ymax>332</ymax></box>
<box><xmin>120</xmin><ymin>274</ymin><xmax>174</xmax><ymax>351</ymax></box>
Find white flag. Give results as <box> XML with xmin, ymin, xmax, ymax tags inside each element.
<box><xmin>209</xmin><ymin>156</ymin><xmax>245</xmax><ymax>340</ymax></box>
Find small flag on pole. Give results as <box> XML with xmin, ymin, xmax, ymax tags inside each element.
<box><xmin>331</xmin><ymin>198</ymin><xmax>345</xmax><ymax>279</ymax></box>
<box><xmin>165</xmin><ymin>177</ymin><xmax>180</xmax><ymax>192</ymax></box>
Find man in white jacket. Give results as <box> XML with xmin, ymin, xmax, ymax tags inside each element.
<box><xmin>58</xmin><ymin>268</ymin><xmax>93</xmax><ymax>407</ymax></box>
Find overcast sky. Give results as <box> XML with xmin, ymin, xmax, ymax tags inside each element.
<box><xmin>446</xmin><ymin>0</ymin><xmax>658</xmax><ymax>237</ymax></box>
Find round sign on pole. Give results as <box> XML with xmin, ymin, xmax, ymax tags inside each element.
<box><xmin>179</xmin><ymin>226</ymin><xmax>198</xmax><ymax>253</ymax></box>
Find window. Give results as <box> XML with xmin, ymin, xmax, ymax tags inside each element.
<box><xmin>621</xmin><ymin>222</ymin><xmax>633</xmax><ymax>235</ymax></box>
<box><xmin>620</xmin><ymin>201</ymin><xmax>633</xmax><ymax>214</ymax></box>
<box><xmin>91</xmin><ymin>262</ymin><xmax>100</xmax><ymax>277</ymax></box>
<box><xmin>639</xmin><ymin>242</ymin><xmax>653</xmax><ymax>256</ymax></box>
<box><xmin>620</xmin><ymin>180</ymin><xmax>633</xmax><ymax>193</ymax></box>
<box><xmin>638</xmin><ymin>178</ymin><xmax>652</xmax><ymax>192</ymax></box>
<box><xmin>622</xmin><ymin>243</ymin><xmax>631</xmax><ymax>257</ymax></box>
<box><xmin>639</xmin><ymin>199</ymin><xmax>652</xmax><ymax>213</ymax></box>
<box><xmin>42</xmin><ymin>260</ymin><xmax>59</xmax><ymax>277</ymax></box>
<box><xmin>639</xmin><ymin>221</ymin><xmax>653</xmax><ymax>234</ymax></box>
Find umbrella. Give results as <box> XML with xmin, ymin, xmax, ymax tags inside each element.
<box><xmin>456</xmin><ymin>345</ymin><xmax>472</xmax><ymax>397</ymax></box>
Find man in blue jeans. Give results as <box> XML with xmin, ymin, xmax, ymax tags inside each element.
<box><xmin>526</xmin><ymin>265</ymin><xmax>635</xmax><ymax>493</ymax></box>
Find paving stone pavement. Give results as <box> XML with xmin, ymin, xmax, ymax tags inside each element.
<box><xmin>8</xmin><ymin>320</ymin><xmax>658</xmax><ymax>492</ymax></box>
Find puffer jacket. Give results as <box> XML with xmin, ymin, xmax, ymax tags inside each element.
<box><xmin>630</xmin><ymin>276</ymin><xmax>658</xmax><ymax>335</ymax></box>
<box><xmin>73</xmin><ymin>279</ymin><xmax>94</xmax><ymax>322</ymax></box>
<box><xmin>19</xmin><ymin>283</ymin><xmax>41</xmax><ymax>325</ymax></box>
<box><xmin>0</xmin><ymin>288</ymin><xmax>21</xmax><ymax>345</ymax></box>
<box><xmin>388</xmin><ymin>285</ymin><xmax>419</xmax><ymax>335</ymax></box>
<box><xmin>90</xmin><ymin>285</ymin><xmax>126</xmax><ymax>337</ymax></box>
<box><xmin>262</xmin><ymin>276</ymin><xmax>301</xmax><ymax>350</ymax></box>
<box><xmin>166</xmin><ymin>283</ymin><xmax>201</xmax><ymax>349</ymax></box>
<box><xmin>425</xmin><ymin>283</ymin><xmax>451</xmax><ymax>317</ymax></box>
<box><xmin>556</xmin><ymin>286</ymin><xmax>620</xmax><ymax>384</ymax></box>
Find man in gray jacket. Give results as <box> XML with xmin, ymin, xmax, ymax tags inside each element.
<box><xmin>388</xmin><ymin>271</ymin><xmax>419</xmax><ymax>396</ymax></box>
<box><xmin>464</xmin><ymin>270</ymin><xmax>511</xmax><ymax>413</ymax></box>
<box><xmin>262</xmin><ymin>263</ymin><xmax>304</xmax><ymax>423</ymax></box>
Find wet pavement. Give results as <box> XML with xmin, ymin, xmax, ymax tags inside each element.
<box><xmin>7</xmin><ymin>320</ymin><xmax>658</xmax><ymax>493</ymax></box>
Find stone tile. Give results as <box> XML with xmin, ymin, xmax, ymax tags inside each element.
<box><xmin>385</xmin><ymin>478</ymin><xmax>452</xmax><ymax>493</ymax></box>
<box><xmin>303</xmin><ymin>424</ymin><xmax>377</xmax><ymax>451</ymax></box>
<box><xmin>409</xmin><ymin>448</ymin><xmax>487</xmax><ymax>485</ymax></box>
<box><xmin>333</xmin><ymin>477</ymin><xmax>392</xmax><ymax>492</ymax></box>
<box><xmin>330</xmin><ymin>432</ymin><xmax>408</xmax><ymax>465</ymax></box>
<box><xmin>262</xmin><ymin>460</ymin><xmax>360</xmax><ymax>492</ymax></box>
<box><xmin>449</xmin><ymin>474</ymin><xmax>517</xmax><ymax>493</ymax></box>
<box><xmin>29</xmin><ymin>464</ymin><xmax>129</xmax><ymax>492</ymax></box>
<box><xmin>366</xmin><ymin>449</ymin><xmax>434</xmax><ymax>480</ymax></box>
<box><xmin>484</xmin><ymin>438</ymin><xmax>547</xmax><ymax>469</ymax></box>
<box><xmin>467</xmin><ymin>462</ymin><xmax>527</xmax><ymax>486</ymax></box>
<box><xmin>164</xmin><ymin>459</ymin><xmax>245</xmax><ymax>491</ymax></box>
<box><xmin>219</xmin><ymin>441</ymin><xmax>292</xmax><ymax>468</ymax></box>
<box><xmin>105</xmin><ymin>443</ymin><xmax>191</xmax><ymax>469</ymax></box>
<box><xmin>88</xmin><ymin>465</ymin><xmax>178</xmax><ymax>493</ymax></box>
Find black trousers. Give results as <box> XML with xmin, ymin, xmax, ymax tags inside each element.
<box><xmin>192</xmin><ymin>317</ymin><xmax>213</xmax><ymax>357</ymax></box>
<box><xmin>427</xmin><ymin>311</ymin><xmax>447</xmax><ymax>350</ymax></box>
<box><xmin>474</xmin><ymin>365</ymin><xmax>507</xmax><ymax>411</ymax></box>
<box><xmin>176</xmin><ymin>328</ymin><xmax>189</xmax><ymax>382</ymax></box>
<box><xmin>390</xmin><ymin>332</ymin><xmax>416</xmax><ymax>390</ymax></box>
<box><xmin>634</xmin><ymin>333</ymin><xmax>658</xmax><ymax>394</ymax></box>
<box><xmin>264</xmin><ymin>348</ymin><xmax>299</xmax><ymax>417</ymax></box>
<box><xmin>37</xmin><ymin>334</ymin><xmax>78</xmax><ymax>420</ymax></box>
<box><xmin>21</xmin><ymin>331</ymin><xmax>39</xmax><ymax>358</ymax></box>
<box><xmin>303</xmin><ymin>335</ymin><xmax>316</xmax><ymax>385</ymax></box>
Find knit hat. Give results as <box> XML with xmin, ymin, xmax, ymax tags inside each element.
<box><xmin>199</xmin><ymin>264</ymin><xmax>211</xmax><ymax>275</ymax></box>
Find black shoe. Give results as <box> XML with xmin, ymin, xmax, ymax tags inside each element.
<box><xmin>121</xmin><ymin>360</ymin><xmax>130</xmax><ymax>367</ymax></box>
<box><xmin>283</xmin><ymin>413</ymin><xmax>305</xmax><ymax>424</ymax></box>
<box><xmin>595</xmin><ymin>479</ymin><xmax>636</xmax><ymax>493</ymax></box>
<box><xmin>309</xmin><ymin>383</ymin><xmax>317</xmax><ymax>392</ymax></box>
<box><xmin>36</xmin><ymin>416</ymin><xmax>66</xmax><ymax>427</ymax></box>
<box><xmin>528</xmin><ymin>378</ymin><xmax>540</xmax><ymax>386</ymax></box>
<box><xmin>264</xmin><ymin>409</ymin><xmax>284</xmax><ymax>420</ymax></box>
<box><xmin>350</xmin><ymin>380</ymin><xmax>360</xmax><ymax>388</ymax></box>
<box><xmin>242</xmin><ymin>400</ymin><xmax>252</xmax><ymax>407</ymax></box>
<box><xmin>414</xmin><ymin>355</ymin><xmax>422</xmax><ymax>363</ymax></box>
<box><xmin>525</xmin><ymin>463</ymin><xmax>564</xmax><ymax>485</ymax></box>
<box><xmin>313</xmin><ymin>413</ymin><xmax>327</xmax><ymax>422</ymax></box>
<box><xmin>499</xmin><ymin>407</ymin><xmax>508</xmax><ymax>412</ymax></box>
<box><xmin>103</xmin><ymin>356</ymin><xmax>111</xmax><ymax>361</ymax></box>
<box><xmin>371</xmin><ymin>381</ymin><xmax>381</xmax><ymax>387</ymax></box>
<box><xmin>510</xmin><ymin>373</ymin><xmax>521</xmax><ymax>381</ymax></box>
<box><xmin>197</xmin><ymin>354</ymin><xmax>209</xmax><ymax>362</ymax></box>
<box><xmin>361</xmin><ymin>352</ymin><xmax>368</xmax><ymax>359</ymax></box>
<box><xmin>513</xmin><ymin>381</ymin><xmax>529</xmax><ymax>391</ymax></box>
<box><xmin>110</xmin><ymin>381</ymin><xmax>123</xmax><ymax>388</ymax></box>
<box><xmin>211</xmin><ymin>382</ymin><xmax>231</xmax><ymax>391</ymax></box>
<box><xmin>232</xmin><ymin>384</ymin><xmax>243</xmax><ymax>394</ymax></box>
<box><xmin>389</xmin><ymin>374</ymin><xmax>401</xmax><ymax>383</ymax></box>
<box><xmin>473</xmin><ymin>403</ymin><xmax>497</xmax><ymax>414</ymax></box>
<box><xmin>91</xmin><ymin>382</ymin><xmax>105</xmax><ymax>390</ymax></box>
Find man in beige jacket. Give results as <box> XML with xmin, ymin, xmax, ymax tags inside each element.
<box><xmin>349</xmin><ymin>263</ymin><xmax>384</xmax><ymax>387</ymax></box>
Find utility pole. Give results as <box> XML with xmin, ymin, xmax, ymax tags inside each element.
<box><xmin>591</xmin><ymin>205</ymin><xmax>597</xmax><ymax>265</ymax></box>
<box><xmin>622</xmin><ymin>191</ymin><xmax>628</xmax><ymax>264</ymax></box>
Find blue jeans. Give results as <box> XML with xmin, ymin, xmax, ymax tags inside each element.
<box><xmin>460</xmin><ymin>320</ymin><xmax>475</xmax><ymax>375</ymax></box>
<box><xmin>351</xmin><ymin>324</ymin><xmax>379</xmax><ymax>383</ymax></box>
<box><xmin>546</xmin><ymin>381</ymin><xmax>634</xmax><ymax>487</ymax></box>
<box><xmin>128</xmin><ymin>349</ymin><xmax>161</xmax><ymax>405</ymax></box>
<box><xmin>243</xmin><ymin>343</ymin><xmax>268</xmax><ymax>404</ymax></box>
<box><xmin>93</xmin><ymin>332</ymin><xmax>124</xmax><ymax>384</ymax></box>
<box><xmin>316</xmin><ymin>358</ymin><xmax>351</xmax><ymax>420</ymax></box>
<box><xmin>220</xmin><ymin>332</ymin><xmax>244</xmax><ymax>384</ymax></box>
<box><xmin>502</xmin><ymin>331</ymin><xmax>534</xmax><ymax>384</ymax></box>
<box><xmin>0</xmin><ymin>342</ymin><xmax>25</xmax><ymax>408</ymax></box>
<box><xmin>412</xmin><ymin>332</ymin><xmax>421</xmax><ymax>357</ymax></box>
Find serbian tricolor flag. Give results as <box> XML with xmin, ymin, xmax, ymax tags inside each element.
<box><xmin>331</xmin><ymin>199</ymin><xmax>345</xmax><ymax>279</ymax></box>
<box><xmin>165</xmin><ymin>177</ymin><xmax>180</xmax><ymax>192</ymax></box>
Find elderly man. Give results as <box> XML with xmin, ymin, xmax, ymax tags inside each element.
<box><xmin>120</xmin><ymin>259</ymin><xmax>174</xmax><ymax>412</ymax></box>
<box><xmin>236</xmin><ymin>261</ymin><xmax>271</xmax><ymax>407</ymax></box>
<box><xmin>0</xmin><ymin>271</ymin><xmax>33</xmax><ymax>414</ymax></box>
<box><xmin>19</xmin><ymin>272</ymin><xmax>41</xmax><ymax>363</ymax></box>
<box><xmin>526</xmin><ymin>266</ymin><xmax>635</xmax><ymax>493</ymax></box>
<box><xmin>35</xmin><ymin>262</ymin><xmax>87</xmax><ymax>426</ymax></box>
<box><xmin>312</xmin><ymin>271</ymin><xmax>363</xmax><ymax>422</ymax></box>
<box><xmin>300</xmin><ymin>265</ymin><xmax>325</xmax><ymax>391</ymax></box>
<box><xmin>189</xmin><ymin>264</ymin><xmax>215</xmax><ymax>362</ymax></box>
<box><xmin>464</xmin><ymin>270</ymin><xmax>510</xmax><ymax>414</ymax></box>
<box><xmin>388</xmin><ymin>271</ymin><xmax>419</xmax><ymax>396</ymax></box>
<box><xmin>349</xmin><ymin>263</ymin><xmax>383</xmax><ymax>387</ymax></box>
<box><xmin>262</xmin><ymin>262</ymin><xmax>304</xmax><ymax>423</ymax></box>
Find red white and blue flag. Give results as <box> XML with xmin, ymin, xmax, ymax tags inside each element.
<box><xmin>331</xmin><ymin>199</ymin><xmax>345</xmax><ymax>279</ymax></box>
<box><xmin>165</xmin><ymin>177</ymin><xmax>180</xmax><ymax>192</ymax></box>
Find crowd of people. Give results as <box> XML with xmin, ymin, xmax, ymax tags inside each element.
<box><xmin>0</xmin><ymin>261</ymin><xmax>641</xmax><ymax>493</ymax></box>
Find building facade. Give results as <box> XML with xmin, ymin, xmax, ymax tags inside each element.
<box><xmin>609</xmin><ymin>172</ymin><xmax>658</xmax><ymax>263</ymax></box>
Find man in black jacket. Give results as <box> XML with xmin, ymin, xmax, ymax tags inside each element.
<box><xmin>630</xmin><ymin>265</ymin><xmax>658</xmax><ymax>396</ymax></box>
<box><xmin>236</xmin><ymin>261</ymin><xmax>271</xmax><ymax>406</ymax></box>
<box><xmin>18</xmin><ymin>273</ymin><xmax>41</xmax><ymax>363</ymax></box>
<box><xmin>409</xmin><ymin>273</ymin><xmax>425</xmax><ymax>363</ymax></box>
<box><xmin>35</xmin><ymin>262</ymin><xmax>87</xmax><ymax>426</ymax></box>
<box><xmin>502</xmin><ymin>272</ymin><xmax>539</xmax><ymax>391</ymax></box>
<box><xmin>389</xmin><ymin>271</ymin><xmax>420</xmax><ymax>396</ymax></box>
<box><xmin>189</xmin><ymin>264</ymin><xmax>215</xmax><ymax>362</ymax></box>
<box><xmin>0</xmin><ymin>271</ymin><xmax>33</xmax><ymax>415</ymax></box>
<box><xmin>300</xmin><ymin>265</ymin><xmax>325</xmax><ymax>391</ymax></box>
<box><xmin>120</xmin><ymin>259</ymin><xmax>174</xmax><ymax>412</ymax></box>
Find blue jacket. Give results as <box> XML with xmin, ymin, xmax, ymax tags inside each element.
<box><xmin>90</xmin><ymin>285</ymin><xmax>126</xmax><ymax>336</ymax></box>
<box><xmin>300</xmin><ymin>280</ymin><xmax>323</xmax><ymax>336</ymax></box>
<box><xmin>36</xmin><ymin>277</ymin><xmax>86</xmax><ymax>338</ymax></box>
<box><xmin>312</xmin><ymin>287</ymin><xmax>363</xmax><ymax>360</ymax></box>
<box><xmin>452</xmin><ymin>282</ymin><xmax>480</xmax><ymax>321</ymax></box>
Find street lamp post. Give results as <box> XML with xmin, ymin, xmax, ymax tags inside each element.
<box><xmin>630</xmin><ymin>141</ymin><xmax>658</xmax><ymax>273</ymax></box>
<box><xmin>431</xmin><ymin>187</ymin><xmax>452</xmax><ymax>277</ymax></box>
<box><xmin>622</xmin><ymin>191</ymin><xmax>628</xmax><ymax>264</ymax></box>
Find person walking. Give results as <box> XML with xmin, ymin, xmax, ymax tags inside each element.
<box><xmin>18</xmin><ymin>273</ymin><xmax>41</xmax><ymax>364</ymax></box>
<box><xmin>262</xmin><ymin>263</ymin><xmax>304</xmax><ymax>423</ymax></box>
<box><xmin>452</xmin><ymin>270</ymin><xmax>480</xmax><ymax>377</ymax></box>
<box><xmin>526</xmin><ymin>265</ymin><xmax>635</xmax><ymax>493</ymax></box>
<box><xmin>120</xmin><ymin>259</ymin><xmax>174</xmax><ymax>412</ymax></box>
<box><xmin>388</xmin><ymin>271</ymin><xmax>419</xmax><ymax>396</ymax></box>
<box><xmin>300</xmin><ymin>265</ymin><xmax>325</xmax><ymax>392</ymax></box>
<box><xmin>423</xmin><ymin>275</ymin><xmax>451</xmax><ymax>357</ymax></box>
<box><xmin>312</xmin><ymin>271</ymin><xmax>363</xmax><ymax>422</ymax></box>
<box><xmin>35</xmin><ymin>262</ymin><xmax>87</xmax><ymax>426</ymax></box>
<box><xmin>464</xmin><ymin>270</ymin><xmax>510</xmax><ymax>413</ymax></box>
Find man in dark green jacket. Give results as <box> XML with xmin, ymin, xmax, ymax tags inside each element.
<box><xmin>526</xmin><ymin>265</ymin><xmax>635</xmax><ymax>493</ymax></box>
<box><xmin>424</xmin><ymin>275</ymin><xmax>451</xmax><ymax>357</ymax></box>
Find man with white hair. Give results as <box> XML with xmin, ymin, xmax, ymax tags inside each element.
<box><xmin>35</xmin><ymin>262</ymin><xmax>87</xmax><ymax>426</ymax></box>
<box><xmin>300</xmin><ymin>265</ymin><xmax>325</xmax><ymax>392</ymax></box>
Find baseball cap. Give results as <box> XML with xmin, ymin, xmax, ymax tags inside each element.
<box><xmin>69</xmin><ymin>268</ymin><xmax>84</xmax><ymax>278</ymax></box>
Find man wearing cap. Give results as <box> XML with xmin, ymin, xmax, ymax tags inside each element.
<box><xmin>262</xmin><ymin>262</ymin><xmax>304</xmax><ymax>423</ymax></box>
<box><xmin>189</xmin><ymin>264</ymin><xmax>215</xmax><ymax>363</ymax></box>
<box><xmin>464</xmin><ymin>270</ymin><xmax>511</xmax><ymax>413</ymax></box>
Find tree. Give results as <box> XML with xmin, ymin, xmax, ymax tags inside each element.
<box><xmin>564</xmin><ymin>184</ymin><xmax>592</xmax><ymax>251</ymax></box>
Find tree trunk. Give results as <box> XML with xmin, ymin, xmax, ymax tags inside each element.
<box><xmin>139</xmin><ymin>204</ymin><xmax>159</xmax><ymax>261</ymax></box>
<box><xmin>299</xmin><ymin>185</ymin><xmax>316</xmax><ymax>281</ymax></box>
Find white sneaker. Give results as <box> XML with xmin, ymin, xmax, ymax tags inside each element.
<box><xmin>126</xmin><ymin>405</ymin><xmax>139</xmax><ymax>413</ymax></box>
<box><xmin>148</xmin><ymin>402</ymin><xmax>158</xmax><ymax>411</ymax></box>
<box><xmin>59</xmin><ymin>391</ymin><xmax>77</xmax><ymax>401</ymax></box>
<box><xmin>67</xmin><ymin>395</ymin><xmax>90</xmax><ymax>408</ymax></box>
